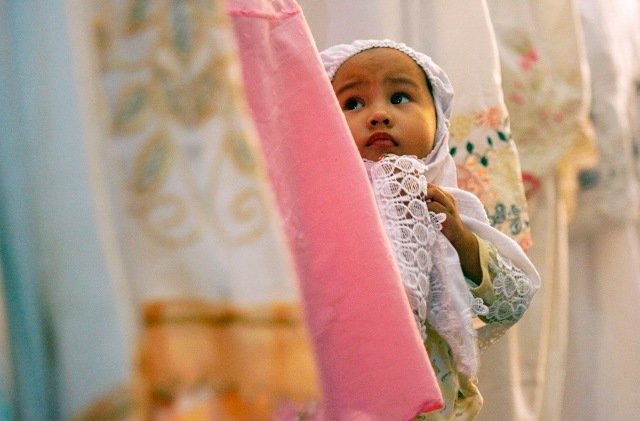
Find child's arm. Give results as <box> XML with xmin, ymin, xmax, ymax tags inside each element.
<box><xmin>425</xmin><ymin>184</ymin><xmax>483</xmax><ymax>285</ymax></box>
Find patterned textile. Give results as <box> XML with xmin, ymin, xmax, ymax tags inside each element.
<box><xmin>488</xmin><ymin>0</ymin><xmax>596</xmax><ymax>214</ymax></box>
<box><xmin>571</xmin><ymin>0</ymin><xmax>640</xmax><ymax>230</ymax></box>
<box><xmin>80</xmin><ymin>0</ymin><xmax>317</xmax><ymax>418</ymax></box>
<box><xmin>228</xmin><ymin>1</ymin><xmax>445</xmax><ymax>419</ymax></box>
<box><xmin>364</xmin><ymin>155</ymin><xmax>539</xmax><ymax>421</ymax></box>
<box><xmin>477</xmin><ymin>2</ymin><xmax>595</xmax><ymax>420</ymax></box>
<box><xmin>407</xmin><ymin>2</ymin><xmax>533</xmax><ymax>251</ymax></box>
<box><xmin>365</xmin><ymin>155</ymin><xmax>539</xmax><ymax>378</ymax></box>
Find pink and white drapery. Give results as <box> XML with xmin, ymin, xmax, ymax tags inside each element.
<box><xmin>73</xmin><ymin>0</ymin><xmax>313</xmax><ymax>417</ymax></box>
<box><xmin>227</xmin><ymin>0</ymin><xmax>443</xmax><ymax>418</ymax></box>
<box><xmin>2</xmin><ymin>0</ymin><xmax>442</xmax><ymax>418</ymax></box>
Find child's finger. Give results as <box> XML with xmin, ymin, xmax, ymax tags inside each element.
<box><xmin>426</xmin><ymin>200</ymin><xmax>448</xmax><ymax>215</ymax></box>
<box><xmin>426</xmin><ymin>184</ymin><xmax>455</xmax><ymax>210</ymax></box>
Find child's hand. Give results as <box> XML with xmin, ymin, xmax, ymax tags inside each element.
<box><xmin>426</xmin><ymin>184</ymin><xmax>482</xmax><ymax>285</ymax></box>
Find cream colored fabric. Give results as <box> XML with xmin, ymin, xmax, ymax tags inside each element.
<box><xmin>89</xmin><ymin>0</ymin><xmax>298</xmax><ymax>307</ymax></box>
<box><xmin>72</xmin><ymin>0</ymin><xmax>311</xmax><ymax>418</ymax></box>
<box><xmin>478</xmin><ymin>1</ymin><xmax>593</xmax><ymax>420</ymax></box>
<box><xmin>563</xmin><ymin>0</ymin><xmax>640</xmax><ymax>419</ymax></box>
<box><xmin>477</xmin><ymin>173</ymin><xmax>569</xmax><ymax>421</ymax></box>
<box><xmin>487</xmin><ymin>0</ymin><xmax>596</xmax><ymax>206</ymax></box>
<box><xmin>565</xmin><ymin>226</ymin><xmax>640</xmax><ymax>420</ymax></box>
<box><xmin>570</xmin><ymin>0</ymin><xmax>640</xmax><ymax>231</ymax></box>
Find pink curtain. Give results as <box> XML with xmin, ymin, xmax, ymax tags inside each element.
<box><xmin>227</xmin><ymin>0</ymin><xmax>443</xmax><ymax>419</ymax></box>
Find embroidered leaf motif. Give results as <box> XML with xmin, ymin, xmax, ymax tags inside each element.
<box><xmin>195</xmin><ymin>74</ymin><xmax>215</xmax><ymax>115</ymax></box>
<box><xmin>133</xmin><ymin>135</ymin><xmax>173</xmax><ymax>194</ymax></box>
<box><xmin>114</xmin><ymin>87</ymin><xmax>148</xmax><ymax>131</ymax></box>
<box><xmin>491</xmin><ymin>203</ymin><xmax>506</xmax><ymax>225</ymax></box>
<box><xmin>160</xmin><ymin>78</ymin><xmax>181</xmax><ymax>116</ymax></box>
<box><xmin>172</xmin><ymin>2</ymin><xmax>193</xmax><ymax>56</ymax></box>
<box><xmin>487</xmin><ymin>136</ymin><xmax>493</xmax><ymax>146</ymax></box>
<box><xmin>450</xmin><ymin>146</ymin><xmax>457</xmax><ymax>156</ymax></box>
<box><xmin>128</xmin><ymin>0</ymin><xmax>151</xmax><ymax>31</ymax></box>
<box><xmin>510</xmin><ymin>217</ymin><xmax>523</xmax><ymax>235</ymax></box>
<box><xmin>466</xmin><ymin>142</ymin><xmax>474</xmax><ymax>153</ymax></box>
<box><xmin>191</xmin><ymin>66</ymin><xmax>220</xmax><ymax>121</ymax></box>
<box><xmin>227</xmin><ymin>134</ymin><xmax>256</xmax><ymax>174</ymax></box>
<box><xmin>480</xmin><ymin>156</ymin><xmax>489</xmax><ymax>167</ymax></box>
<box><xmin>497</xmin><ymin>130</ymin><xmax>508</xmax><ymax>141</ymax></box>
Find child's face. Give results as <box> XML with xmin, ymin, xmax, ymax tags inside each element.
<box><xmin>332</xmin><ymin>48</ymin><xmax>437</xmax><ymax>161</ymax></box>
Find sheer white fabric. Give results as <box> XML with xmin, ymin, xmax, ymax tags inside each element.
<box><xmin>364</xmin><ymin>155</ymin><xmax>539</xmax><ymax>380</ymax></box>
<box><xmin>365</xmin><ymin>155</ymin><xmax>478</xmax><ymax>378</ymax></box>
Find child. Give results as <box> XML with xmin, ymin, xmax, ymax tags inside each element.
<box><xmin>320</xmin><ymin>39</ymin><xmax>541</xmax><ymax>420</ymax></box>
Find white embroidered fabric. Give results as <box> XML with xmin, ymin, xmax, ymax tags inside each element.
<box><xmin>365</xmin><ymin>154</ymin><xmax>538</xmax><ymax>374</ymax></box>
<box><xmin>365</xmin><ymin>155</ymin><xmax>478</xmax><ymax>378</ymax></box>
<box><xmin>476</xmin><ymin>242</ymin><xmax>536</xmax><ymax>350</ymax></box>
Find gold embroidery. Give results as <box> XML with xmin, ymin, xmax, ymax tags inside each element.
<box><xmin>224</xmin><ymin>128</ymin><xmax>259</xmax><ymax>175</ymax></box>
<box><xmin>95</xmin><ymin>0</ymin><xmax>274</xmax><ymax>248</ymax></box>
<box><xmin>112</xmin><ymin>84</ymin><xmax>151</xmax><ymax>134</ymax></box>
<box><xmin>208</xmin><ymin>132</ymin><xmax>269</xmax><ymax>245</ymax></box>
<box><xmin>132</xmin><ymin>132</ymin><xmax>174</xmax><ymax>195</ymax></box>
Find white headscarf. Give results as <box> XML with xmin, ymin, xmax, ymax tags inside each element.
<box><xmin>320</xmin><ymin>39</ymin><xmax>541</xmax><ymax>378</ymax></box>
<box><xmin>320</xmin><ymin>39</ymin><xmax>458</xmax><ymax>187</ymax></box>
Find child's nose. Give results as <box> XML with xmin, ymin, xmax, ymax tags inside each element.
<box><xmin>368</xmin><ymin>109</ymin><xmax>393</xmax><ymax>129</ymax></box>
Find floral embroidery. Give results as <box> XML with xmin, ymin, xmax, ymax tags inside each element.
<box><xmin>456</xmin><ymin>158</ymin><xmax>493</xmax><ymax>201</ymax></box>
<box><xmin>475</xmin><ymin>106</ymin><xmax>504</xmax><ymax>130</ymax></box>
<box><xmin>517</xmin><ymin>43</ymin><xmax>539</xmax><ymax>71</ymax></box>
<box><xmin>450</xmin><ymin>114</ymin><xmax>474</xmax><ymax>141</ymax></box>
<box><xmin>522</xmin><ymin>171</ymin><xmax>542</xmax><ymax>197</ymax></box>
<box><xmin>486</xmin><ymin>203</ymin><xmax>528</xmax><ymax>237</ymax></box>
<box><xmin>449</xmin><ymin>106</ymin><xmax>531</xmax><ymax>250</ymax></box>
<box><xmin>495</xmin><ymin>29</ymin><xmax>594</xmax><ymax>186</ymax></box>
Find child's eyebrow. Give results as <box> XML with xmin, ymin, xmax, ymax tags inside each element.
<box><xmin>334</xmin><ymin>80</ymin><xmax>364</xmax><ymax>97</ymax></box>
<box><xmin>385</xmin><ymin>76</ymin><xmax>421</xmax><ymax>89</ymax></box>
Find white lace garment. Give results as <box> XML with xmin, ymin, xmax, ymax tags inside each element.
<box><xmin>365</xmin><ymin>154</ymin><xmax>537</xmax><ymax>378</ymax></box>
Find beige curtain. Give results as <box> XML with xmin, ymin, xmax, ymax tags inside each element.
<box><xmin>479</xmin><ymin>1</ymin><xmax>596</xmax><ymax>419</ymax></box>
<box><xmin>564</xmin><ymin>1</ymin><xmax>640</xmax><ymax>419</ymax></box>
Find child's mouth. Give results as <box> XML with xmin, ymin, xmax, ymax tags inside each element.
<box><xmin>367</xmin><ymin>132</ymin><xmax>398</xmax><ymax>148</ymax></box>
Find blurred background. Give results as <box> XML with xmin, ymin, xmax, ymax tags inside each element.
<box><xmin>1</xmin><ymin>0</ymin><xmax>639</xmax><ymax>420</ymax></box>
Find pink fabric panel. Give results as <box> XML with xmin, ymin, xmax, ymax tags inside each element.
<box><xmin>226</xmin><ymin>0</ymin><xmax>443</xmax><ymax>419</ymax></box>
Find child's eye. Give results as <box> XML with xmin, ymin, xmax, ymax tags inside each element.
<box><xmin>390</xmin><ymin>93</ymin><xmax>410</xmax><ymax>104</ymax></box>
<box><xmin>344</xmin><ymin>98</ymin><xmax>364</xmax><ymax>110</ymax></box>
